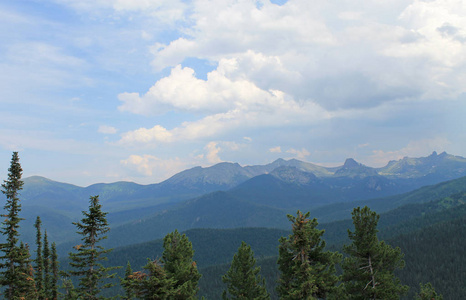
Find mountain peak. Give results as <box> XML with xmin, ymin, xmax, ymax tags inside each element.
<box><xmin>343</xmin><ymin>158</ymin><xmax>360</xmax><ymax>168</ymax></box>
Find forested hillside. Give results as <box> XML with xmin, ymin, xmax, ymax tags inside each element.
<box><xmin>98</xmin><ymin>192</ymin><xmax>465</xmax><ymax>299</ymax></box>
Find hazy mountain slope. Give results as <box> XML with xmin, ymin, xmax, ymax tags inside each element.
<box><xmin>320</xmin><ymin>191</ymin><xmax>466</xmax><ymax>246</ymax></box>
<box><xmin>311</xmin><ymin>175</ymin><xmax>466</xmax><ymax>223</ymax></box>
<box><xmin>102</xmin><ymin>191</ymin><xmax>289</xmax><ymax>248</ymax></box>
<box><xmin>230</xmin><ymin>171</ymin><xmax>412</xmax><ymax>210</ymax></box>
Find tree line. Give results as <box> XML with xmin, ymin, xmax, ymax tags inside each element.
<box><xmin>0</xmin><ymin>152</ymin><xmax>443</xmax><ymax>299</ymax></box>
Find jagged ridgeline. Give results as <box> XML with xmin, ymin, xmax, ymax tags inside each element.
<box><xmin>9</xmin><ymin>151</ymin><xmax>466</xmax><ymax>249</ymax></box>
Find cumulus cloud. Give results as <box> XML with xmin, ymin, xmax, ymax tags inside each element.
<box><xmin>120</xmin><ymin>154</ymin><xmax>185</xmax><ymax>178</ymax></box>
<box><xmin>269</xmin><ymin>146</ymin><xmax>282</xmax><ymax>153</ymax></box>
<box><xmin>118</xmin><ymin>59</ymin><xmax>301</xmax><ymax>116</ymax></box>
<box><xmin>120</xmin><ymin>125</ymin><xmax>173</xmax><ymax>144</ymax></box>
<box><xmin>143</xmin><ymin>0</ymin><xmax>466</xmax><ymax>112</ymax></box>
<box><xmin>204</xmin><ymin>141</ymin><xmax>222</xmax><ymax>164</ymax></box>
<box><xmin>286</xmin><ymin>148</ymin><xmax>311</xmax><ymax>160</ymax></box>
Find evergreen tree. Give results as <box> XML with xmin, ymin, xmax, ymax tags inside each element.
<box><xmin>43</xmin><ymin>230</ymin><xmax>52</xmax><ymax>298</ymax></box>
<box><xmin>222</xmin><ymin>241</ymin><xmax>270</xmax><ymax>300</ymax></box>
<box><xmin>341</xmin><ymin>206</ymin><xmax>409</xmax><ymax>299</ymax></box>
<box><xmin>16</xmin><ymin>242</ymin><xmax>38</xmax><ymax>299</ymax></box>
<box><xmin>277</xmin><ymin>210</ymin><xmax>341</xmax><ymax>300</ymax></box>
<box><xmin>162</xmin><ymin>229</ymin><xmax>201</xmax><ymax>299</ymax></box>
<box><xmin>67</xmin><ymin>195</ymin><xmax>117</xmax><ymax>298</ymax></box>
<box><xmin>51</xmin><ymin>242</ymin><xmax>59</xmax><ymax>300</ymax></box>
<box><xmin>124</xmin><ymin>259</ymin><xmax>176</xmax><ymax>299</ymax></box>
<box><xmin>0</xmin><ymin>151</ymin><xmax>27</xmax><ymax>299</ymax></box>
<box><xmin>415</xmin><ymin>283</ymin><xmax>443</xmax><ymax>300</ymax></box>
<box><xmin>121</xmin><ymin>261</ymin><xmax>136</xmax><ymax>299</ymax></box>
<box><xmin>61</xmin><ymin>274</ymin><xmax>79</xmax><ymax>300</ymax></box>
<box><xmin>35</xmin><ymin>216</ymin><xmax>45</xmax><ymax>299</ymax></box>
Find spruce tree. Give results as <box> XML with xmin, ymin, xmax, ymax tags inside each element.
<box><xmin>43</xmin><ymin>230</ymin><xmax>52</xmax><ymax>298</ymax></box>
<box><xmin>35</xmin><ymin>216</ymin><xmax>45</xmax><ymax>299</ymax></box>
<box><xmin>415</xmin><ymin>283</ymin><xmax>443</xmax><ymax>300</ymax></box>
<box><xmin>222</xmin><ymin>241</ymin><xmax>270</xmax><ymax>300</ymax></box>
<box><xmin>277</xmin><ymin>210</ymin><xmax>341</xmax><ymax>300</ymax></box>
<box><xmin>341</xmin><ymin>206</ymin><xmax>409</xmax><ymax>299</ymax></box>
<box><xmin>16</xmin><ymin>242</ymin><xmax>38</xmax><ymax>299</ymax></box>
<box><xmin>0</xmin><ymin>151</ymin><xmax>27</xmax><ymax>299</ymax></box>
<box><xmin>121</xmin><ymin>261</ymin><xmax>136</xmax><ymax>299</ymax></box>
<box><xmin>51</xmin><ymin>242</ymin><xmax>59</xmax><ymax>300</ymax></box>
<box><xmin>67</xmin><ymin>195</ymin><xmax>117</xmax><ymax>298</ymax></box>
<box><xmin>123</xmin><ymin>259</ymin><xmax>176</xmax><ymax>299</ymax></box>
<box><xmin>162</xmin><ymin>229</ymin><xmax>201</xmax><ymax>299</ymax></box>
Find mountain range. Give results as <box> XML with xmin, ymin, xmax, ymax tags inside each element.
<box><xmin>6</xmin><ymin>151</ymin><xmax>466</xmax><ymax>247</ymax></box>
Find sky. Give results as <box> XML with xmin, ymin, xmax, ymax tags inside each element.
<box><xmin>1</xmin><ymin>0</ymin><xmax>465</xmax><ymax>186</ymax></box>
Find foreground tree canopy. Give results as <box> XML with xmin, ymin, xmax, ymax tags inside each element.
<box><xmin>340</xmin><ymin>206</ymin><xmax>409</xmax><ymax>299</ymax></box>
<box><xmin>222</xmin><ymin>241</ymin><xmax>270</xmax><ymax>300</ymax></box>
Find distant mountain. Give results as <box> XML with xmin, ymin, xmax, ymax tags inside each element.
<box><xmin>334</xmin><ymin>158</ymin><xmax>378</xmax><ymax>178</ymax></box>
<box><xmin>93</xmin><ymin>174</ymin><xmax>466</xmax><ymax>250</ymax></box>
<box><xmin>377</xmin><ymin>151</ymin><xmax>466</xmax><ymax>178</ymax></box>
<box><xmin>9</xmin><ymin>151</ymin><xmax>466</xmax><ymax>247</ymax></box>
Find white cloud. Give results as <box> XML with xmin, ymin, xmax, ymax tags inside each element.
<box><xmin>204</xmin><ymin>141</ymin><xmax>222</xmax><ymax>164</ymax></box>
<box><xmin>118</xmin><ymin>60</ymin><xmax>302</xmax><ymax>116</ymax></box>
<box><xmin>98</xmin><ymin>125</ymin><xmax>117</xmax><ymax>134</ymax></box>
<box><xmin>269</xmin><ymin>146</ymin><xmax>282</xmax><ymax>153</ymax></box>
<box><xmin>142</xmin><ymin>0</ymin><xmax>466</xmax><ymax>113</ymax></box>
<box><xmin>286</xmin><ymin>148</ymin><xmax>311</xmax><ymax>160</ymax></box>
<box><xmin>120</xmin><ymin>154</ymin><xmax>185</xmax><ymax>178</ymax></box>
<box><xmin>120</xmin><ymin>125</ymin><xmax>173</xmax><ymax>144</ymax></box>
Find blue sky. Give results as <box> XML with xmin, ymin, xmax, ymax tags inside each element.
<box><xmin>1</xmin><ymin>0</ymin><xmax>465</xmax><ymax>186</ymax></box>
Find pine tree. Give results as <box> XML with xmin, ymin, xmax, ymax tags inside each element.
<box><xmin>43</xmin><ymin>230</ymin><xmax>52</xmax><ymax>299</ymax></box>
<box><xmin>124</xmin><ymin>259</ymin><xmax>176</xmax><ymax>299</ymax></box>
<box><xmin>0</xmin><ymin>151</ymin><xmax>27</xmax><ymax>299</ymax></box>
<box><xmin>415</xmin><ymin>283</ymin><xmax>443</xmax><ymax>300</ymax></box>
<box><xmin>222</xmin><ymin>241</ymin><xmax>270</xmax><ymax>300</ymax></box>
<box><xmin>16</xmin><ymin>242</ymin><xmax>38</xmax><ymax>299</ymax></box>
<box><xmin>67</xmin><ymin>195</ymin><xmax>117</xmax><ymax>298</ymax></box>
<box><xmin>61</xmin><ymin>275</ymin><xmax>79</xmax><ymax>300</ymax></box>
<box><xmin>162</xmin><ymin>229</ymin><xmax>201</xmax><ymax>299</ymax></box>
<box><xmin>341</xmin><ymin>206</ymin><xmax>409</xmax><ymax>299</ymax></box>
<box><xmin>35</xmin><ymin>216</ymin><xmax>45</xmax><ymax>299</ymax></box>
<box><xmin>51</xmin><ymin>242</ymin><xmax>59</xmax><ymax>300</ymax></box>
<box><xmin>121</xmin><ymin>261</ymin><xmax>136</xmax><ymax>299</ymax></box>
<box><xmin>277</xmin><ymin>210</ymin><xmax>341</xmax><ymax>300</ymax></box>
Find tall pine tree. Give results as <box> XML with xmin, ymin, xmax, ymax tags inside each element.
<box><xmin>51</xmin><ymin>242</ymin><xmax>59</xmax><ymax>300</ymax></box>
<box><xmin>67</xmin><ymin>195</ymin><xmax>117</xmax><ymax>298</ymax></box>
<box><xmin>34</xmin><ymin>216</ymin><xmax>45</xmax><ymax>299</ymax></box>
<box><xmin>43</xmin><ymin>230</ymin><xmax>52</xmax><ymax>298</ymax></box>
<box><xmin>0</xmin><ymin>152</ymin><xmax>30</xmax><ymax>299</ymax></box>
<box><xmin>277</xmin><ymin>210</ymin><xmax>341</xmax><ymax>300</ymax></box>
<box><xmin>162</xmin><ymin>229</ymin><xmax>201</xmax><ymax>299</ymax></box>
<box><xmin>222</xmin><ymin>241</ymin><xmax>270</xmax><ymax>300</ymax></box>
<box><xmin>341</xmin><ymin>206</ymin><xmax>409</xmax><ymax>299</ymax></box>
<box><xmin>16</xmin><ymin>242</ymin><xmax>38</xmax><ymax>299</ymax></box>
